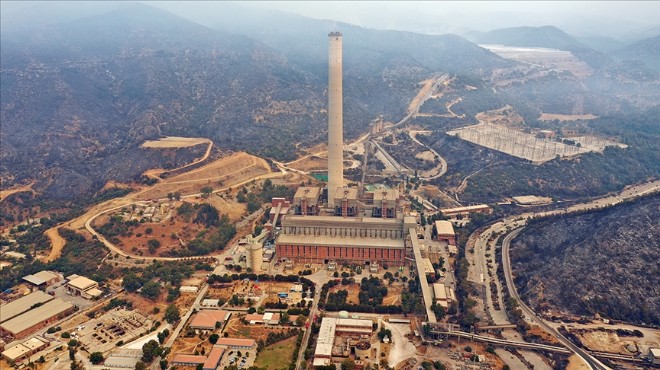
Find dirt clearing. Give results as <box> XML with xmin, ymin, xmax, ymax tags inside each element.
<box><xmin>539</xmin><ymin>113</ymin><xmax>598</xmax><ymax>121</ymax></box>
<box><xmin>44</xmin><ymin>227</ymin><xmax>66</xmax><ymax>262</ymax></box>
<box><xmin>141</xmin><ymin>137</ymin><xmax>210</xmax><ymax>148</ymax></box>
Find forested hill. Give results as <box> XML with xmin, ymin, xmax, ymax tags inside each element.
<box><xmin>510</xmin><ymin>195</ymin><xmax>660</xmax><ymax>325</ymax></box>
<box><xmin>610</xmin><ymin>35</ymin><xmax>660</xmax><ymax>72</ymax></box>
<box><xmin>1</xmin><ymin>2</ymin><xmax>510</xmax><ymax>202</ymax></box>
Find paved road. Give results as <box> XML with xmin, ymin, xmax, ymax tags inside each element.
<box><xmin>502</xmin><ymin>229</ymin><xmax>610</xmax><ymax>370</ymax></box>
<box><xmin>294</xmin><ymin>269</ymin><xmax>334</xmax><ymax>370</ymax></box>
<box><xmin>164</xmin><ymin>284</ymin><xmax>209</xmax><ymax>348</ymax></box>
<box><xmin>469</xmin><ymin>179</ymin><xmax>660</xmax><ymax>370</ymax></box>
<box><xmin>408</xmin><ymin>131</ymin><xmax>447</xmax><ymax>180</ymax></box>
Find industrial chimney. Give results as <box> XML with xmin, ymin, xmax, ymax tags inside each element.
<box><xmin>327</xmin><ymin>31</ymin><xmax>344</xmax><ymax>194</ymax></box>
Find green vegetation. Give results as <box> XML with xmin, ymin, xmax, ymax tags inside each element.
<box><xmin>89</xmin><ymin>352</ymin><xmax>104</xmax><ymax>365</ymax></box>
<box><xmin>254</xmin><ymin>335</ymin><xmax>298</xmax><ymax>370</ymax></box>
<box><xmin>164</xmin><ymin>304</ymin><xmax>180</xmax><ymax>324</ymax></box>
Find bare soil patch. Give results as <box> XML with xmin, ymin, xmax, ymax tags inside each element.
<box><xmin>44</xmin><ymin>227</ymin><xmax>67</xmax><ymax>262</ymax></box>
<box><xmin>539</xmin><ymin>113</ymin><xmax>598</xmax><ymax>121</ymax></box>
<box><xmin>202</xmin><ymin>195</ymin><xmax>247</xmax><ymax>222</ymax></box>
<box><xmin>141</xmin><ymin>137</ymin><xmax>210</xmax><ymax>148</ymax></box>
<box><xmin>136</xmin><ymin>152</ymin><xmax>271</xmax><ymax>200</ymax></box>
<box><xmin>287</xmin><ymin>155</ymin><xmax>328</xmax><ymax>172</ymax></box>
<box><xmin>0</xmin><ymin>182</ymin><xmax>35</xmax><ymax>203</ymax></box>
<box><xmin>223</xmin><ymin>315</ymin><xmax>294</xmax><ymax>342</ymax></box>
<box><xmin>476</xmin><ymin>105</ymin><xmax>524</xmax><ymax>126</ymax></box>
<box><xmin>414</xmin><ymin>151</ymin><xmax>436</xmax><ymax>162</ymax></box>
<box><xmin>566</xmin><ymin>354</ymin><xmax>590</xmax><ymax>370</ymax></box>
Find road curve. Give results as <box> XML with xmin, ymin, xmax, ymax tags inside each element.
<box><xmin>502</xmin><ymin>228</ymin><xmax>611</xmax><ymax>370</ymax></box>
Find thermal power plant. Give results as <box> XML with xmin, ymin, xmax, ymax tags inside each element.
<box><xmin>327</xmin><ymin>31</ymin><xmax>344</xmax><ymax>194</ymax></box>
<box><xmin>274</xmin><ymin>32</ymin><xmax>418</xmax><ymax>267</ymax></box>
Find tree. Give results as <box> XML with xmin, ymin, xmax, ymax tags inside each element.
<box><xmin>135</xmin><ymin>361</ymin><xmax>147</xmax><ymax>370</ymax></box>
<box><xmin>89</xmin><ymin>352</ymin><xmax>104</xmax><ymax>365</ymax></box>
<box><xmin>159</xmin><ymin>359</ymin><xmax>168</xmax><ymax>370</ymax></box>
<box><xmin>280</xmin><ymin>312</ymin><xmax>290</xmax><ymax>324</ymax></box>
<box><xmin>201</xmin><ymin>186</ymin><xmax>213</xmax><ymax>199</ymax></box>
<box><xmin>141</xmin><ymin>281</ymin><xmax>161</xmax><ymax>300</ymax></box>
<box><xmin>431</xmin><ymin>304</ymin><xmax>447</xmax><ymax>320</ymax></box>
<box><xmin>341</xmin><ymin>359</ymin><xmax>356</xmax><ymax>370</ymax></box>
<box><xmin>122</xmin><ymin>273</ymin><xmax>144</xmax><ymax>292</ymax></box>
<box><xmin>209</xmin><ymin>334</ymin><xmax>220</xmax><ymax>344</ymax></box>
<box><xmin>141</xmin><ymin>340</ymin><xmax>161</xmax><ymax>363</ymax></box>
<box><xmin>164</xmin><ymin>304</ymin><xmax>180</xmax><ymax>324</ymax></box>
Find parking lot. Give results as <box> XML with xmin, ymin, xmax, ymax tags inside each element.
<box><xmin>219</xmin><ymin>348</ymin><xmax>257</xmax><ymax>370</ymax></box>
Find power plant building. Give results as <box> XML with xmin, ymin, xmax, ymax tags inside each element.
<box><xmin>274</xmin><ymin>32</ymin><xmax>415</xmax><ymax>266</ymax></box>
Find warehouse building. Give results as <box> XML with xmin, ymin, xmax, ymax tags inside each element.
<box><xmin>22</xmin><ymin>270</ymin><xmax>61</xmax><ymax>288</ymax></box>
<box><xmin>189</xmin><ymin>310</ymin><xmax>231</xmax><ymax>332</ymax></box>
<box><xmin>0</xmin><ymin>298</ymin><xmax>74</xmax><ymax>339</ymax></box>
<box><xmin>0</xmin><ymin>291</ymin><xmax>54</xmax><ymax>324</ymax></box>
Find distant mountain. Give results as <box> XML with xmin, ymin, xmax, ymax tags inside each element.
<box><xmin>1</xmin><ymin>2</ymin><xmax>510</xmax><ymax>201</ymax></box>
<box><xmin>575</xmin><ymin>35</ymin><xmax>625</xmax><ymax>54</ymax></box>
<box><xmin>610</xmin><ymin>35</ymin><xmax>660</xmax><ymax>72</ymax></box>
<box><xmin>149</xmin><ymin>2</ymin><xmax>512</xmax><ymax>76</ymax></box>
<box><xmin>465</xmin><ymin>25</ymin><xmax>611</xmax><ymax>68</ymax></box>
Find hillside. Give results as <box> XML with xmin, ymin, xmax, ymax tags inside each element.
<box><xmin>0</xmin><ymin>2</ymin><xmax>516</xmax><ymax>202</ymax></box>
<box><xmin>466</xmin><ymin>25</ymin><xmax>611</xmax><ymax>68</ymax></box>
<box><xmin>610</xmin><ymin>35</ymin><xmax>660</xmax><ymax>72</ymax></box>
<box><xmin>509</xmin><ymin>195</ymin><xmax>660</xmax><ymax>325</ymax></box>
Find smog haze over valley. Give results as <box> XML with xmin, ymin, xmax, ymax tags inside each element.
<box><xmin>0</xmin><ymin>2</ymin><xmax>658</xmax><ymax>370</ymax></box>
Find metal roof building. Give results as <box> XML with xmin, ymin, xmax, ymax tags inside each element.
<box><xmin>0</xmin><ymin>299</ymin><xmax>74</xmax><ymax>339</ymax></box>
<box><xmin>0</xmin><ymin>291</ymin><xmax>54</xmax><ymax>323</ymax></box>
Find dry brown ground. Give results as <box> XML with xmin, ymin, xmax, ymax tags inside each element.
<box><xmin>170</xmin><ymin>336</ymin><xmax>206</xmax><ymax>360</ymax></box>
<box><xmin>202</xmin><ymin>196</ymin><xmax>247</xmax><ymax>222</ymax></box>
<box><xmin>223</xmin><ymin>315</ymin><xmax>292</xmax><ymax>342</ymax></box>
<box><xmin>539</xmin><ymin>113</ymin><xmax>598</xmax><ymax>121</ymax></box>
<box><xmin>287</xmin><ymin>155</ymin><xmax>328</xmax><ymax>172</ymax></box>
<box><xmin>136</xmin><ymin>152</ymin><xmax>270</xmax><ymax>200</ymax></box>
<box><xmin>382</xmin><ymin>285</ymin><xmax>404</xmax><ymax>305</ymax></box>
<box><xmin>566</xmin><ymin>354</ymin><xmax>591</xmax><ymax>370</ymax></box>
<box><xmin>526</xmin><ymin>325</ymin><xmax>562</xmax><ymax>346</ymax></box>
<box><xmin>99</xmin><ymin>180</ymin><xmax>134</xmax><ymax>191</ymax></box>
<box><xmin>407</xmin><ymin>78</ymin><xmax>436</xmax><ymax>114</ymax></box>
<box><xmin>141</xmin><ymin>137</ymin><xmax>210</xmax><ymax>148</ymax></box>
<box><xmin>0</xmin><ymin>182</ymin><xmax>35</xmax><ymax>203</ymax></box>
<box><xmin>574</xmin><ymin>329</ymin><xmax>639</xmax><ymax>354</ymax></box>
<box><xmin>43</xmin><ymin>152</ymin><xmax>274</xmax><ymax>257</ymax></box>
<box><xmin>329</xmin><ymin>284</ymin><xmax>361</xmax><ymax>304</ymax></box>
<box><xmin>476</xmin><ymin>105</ymin><xmax>524</xmax><ymax>126</ymax></box>
<box><xmin>44</xmin><ymin>227</ymin><xmax>67</xmax><ymax>262</ymax></box>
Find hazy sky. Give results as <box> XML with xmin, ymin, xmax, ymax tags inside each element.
<box><xmin>237</xmin><ymin>1</ymin><xmax>660</xmax><ymax>38</ymax></box>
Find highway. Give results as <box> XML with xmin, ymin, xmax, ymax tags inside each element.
<box><xmin>502</xmin><ymin>228</ymin><xmax>611</xmax><ymax>370</ymax></box>
<box><xmin>467</xmin><ymin>180</ymin><xmax>660</xmax><ymax>370</ymax></box>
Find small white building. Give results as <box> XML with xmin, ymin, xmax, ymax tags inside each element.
<box><xmin>649</xmin><ymin>348</ymin><xmax>660</xmax><ymax>365</ymax></box>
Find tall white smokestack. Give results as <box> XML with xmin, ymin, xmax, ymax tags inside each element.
<box><xmin>327</xmin><ymin>31</ymin><xmax>344</xmax><ymax>194</ymax></box>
